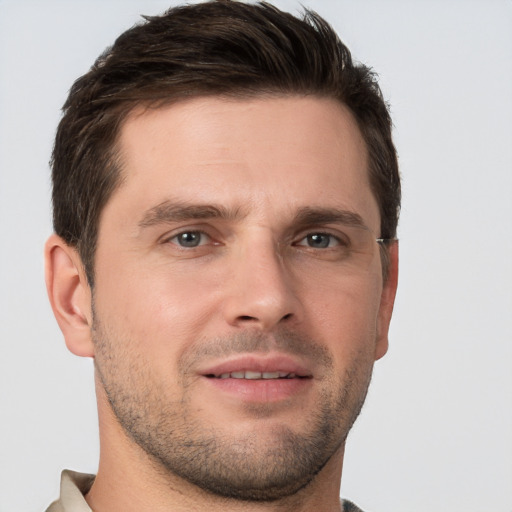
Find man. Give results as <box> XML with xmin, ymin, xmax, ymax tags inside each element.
<box><xmin>44</xmin><ymin>1</ymin><xmax>400</xmax><ymax>511</ymax></box>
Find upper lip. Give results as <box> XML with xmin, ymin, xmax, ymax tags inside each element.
<box><xmin>199</xmin><ymin>353</ymin><xmax>313</xmax><ymax>378</ymax></box>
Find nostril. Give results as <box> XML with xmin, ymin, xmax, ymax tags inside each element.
<box><xmin>237</xmin><ymin>313</ymin><xmax>293</xmax><ymax>323</ymax></box>
<box><xmin>237</xmin><ymin>314</ymin><xmax>292</xmax><ymax>322</ymax></box>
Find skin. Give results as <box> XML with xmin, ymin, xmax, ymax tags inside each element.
<box><xmin>45</xmin><ymin>96</ymin><xmax>398</xmax><ymax>512</ymax></box>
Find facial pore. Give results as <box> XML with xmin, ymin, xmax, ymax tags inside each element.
<box><xmin>93</xmin><ymin>316</ymin><xmax>375</xmax><ymax>501</ymax></box>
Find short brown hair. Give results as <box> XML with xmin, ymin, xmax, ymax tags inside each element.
<box><xmin>51</xmin><ymin>0</ymin><xmax>400</xmax><ymax>286</ymax></box>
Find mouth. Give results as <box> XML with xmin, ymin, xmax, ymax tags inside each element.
<box><xmin>198</xmin><ymin>354</ymin><xmax>313</xmax><ymax>403</ymax></box>
<box><xmin>200</xmin><ymin>353</ymin><xmax>313</xmax><ymax>379</ymax></box>
<box><xmin>205</xmin><ymin>371</ymin><xmax>310</xmax><ymax>380</ymax></box>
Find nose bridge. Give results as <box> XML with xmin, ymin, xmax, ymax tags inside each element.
<box><xmin>223</xmin><ymin>229</ymin><xmax>300</xmax><ymax>329</ymax></box>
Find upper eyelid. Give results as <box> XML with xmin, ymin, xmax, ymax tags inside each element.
<box><xmin>156</xmin><ymin>223</ymin><xmax>356</xmax><ymax>243</ymax></box>
<box><xmin>293</xmin><ymin>232</ymin><xmax>344</xmax><ymax>246</ymax></box>
<box><xmin>291</xmin><ymin>225</ymin><xmax>349</xmax><ymax>240</ymax></box>
<box><xmin>159</xmin><ymin>227</ymin><xmax>215</xmax><ymax>244</ymax></box>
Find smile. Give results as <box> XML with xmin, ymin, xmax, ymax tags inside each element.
<box><xmin>207</xmin><ymin>371</ymin><xmax>308</xmax><ymax>379</ymax></box>
<box><xmin>199</xmin><ymin>355</ymin><xmax>314</xmax><ymax>403</ymax></box>
<box><xmin>200</xmin><ymin>354</ymin><xmax>313</xmax><ymax>380</ymax></box>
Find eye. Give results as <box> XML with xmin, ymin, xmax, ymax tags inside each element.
<box><xmin>169</xmin><ymin>231</ymin><xmax>210</xmax><ymax>248</ymax></box>
<box><xmin>295</xmin><ymin>233</ymin><xmax>341</xmax><ymax>249</ymax></box>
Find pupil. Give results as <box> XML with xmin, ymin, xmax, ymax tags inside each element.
<box><xmin>179</xmin><ymin>232</ymin><xmax>200</xmax><ymax>247</ymax></box>
<box><xmin>308</xmin><ymin>234</ymin><xmax>329</xmax><ymax>248</ymax></box>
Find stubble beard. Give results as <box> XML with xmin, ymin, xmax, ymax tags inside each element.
<box><xmin>92</xmin><ymin>317</ymin><xmax>375</xmax><ymax>502</ymax></box>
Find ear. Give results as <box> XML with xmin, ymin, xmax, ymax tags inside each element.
<box><xmin>374</xmin><ymin>241</ymin><xmax>399</xmax><ymax>361</ymax></box>
<box><xmin>44</xmin><ymin>234</ymin><xmax>94</xmax><ymax>357</ymax></box>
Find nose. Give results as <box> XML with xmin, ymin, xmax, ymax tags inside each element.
<box><xmin>222</xmin><ymin>236</ymin><xmax>303</xmax><ymax>330</ymax></box>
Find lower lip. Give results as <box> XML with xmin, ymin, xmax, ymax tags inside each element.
<box><xmin>203</xmin><ymin>376</ymin><xmax>311</xmax><ymax>402</ymax></box>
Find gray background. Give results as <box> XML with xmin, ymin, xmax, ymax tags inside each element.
<box><xmin>0</xmin><ymin>1</ymin><xmax>511</xmax><ymax>510</ymax></box>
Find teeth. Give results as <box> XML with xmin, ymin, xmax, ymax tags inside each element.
<box><xmin>216</xmin><ymin>371</ymin><xmax>293</xmax><ymax>379</ymax></box>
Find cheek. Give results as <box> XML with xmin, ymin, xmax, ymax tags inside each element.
<box><xmin>303</xmin><ymin>273</ymin><xmax>383</xmax><ymax>353</ymax></box>
<box><xmin>93</xmin><ymin>260</ymin><xmax>223</xmax><ymax>356</ymax></box>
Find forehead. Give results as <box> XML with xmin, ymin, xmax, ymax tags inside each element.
<box><xmin>107</xmin><ymin>95</ymin><xmax>379</xmax><ymax>231</ymax></box>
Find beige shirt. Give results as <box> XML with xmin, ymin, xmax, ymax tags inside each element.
<box><xmin>45</xmin><ymin>470</ymin><xmax>365</xmax><ymax>511</ymax></box>
<box><xmin>46</xmin><ymin>470</ymin><xmax>94</xmax><ymax>512</ymax></box>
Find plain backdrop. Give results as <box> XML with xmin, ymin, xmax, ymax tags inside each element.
<box><xmin>0</xmin><ymin>1</ymin><xmax>511</xmax><ymax>511</ymax></box>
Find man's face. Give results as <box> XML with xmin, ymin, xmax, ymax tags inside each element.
<box><xmin>91</xmin><ymin>96</ymin><xmax>395</xmax><ymax>500</ymax></box>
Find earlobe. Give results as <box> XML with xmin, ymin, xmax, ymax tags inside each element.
<box><xmin>374</xmin><ymin>241</ymin><xmax>399</xmax><ymax>361</ymax></box>
<box><xmin>44</xmin><ymin>234</ymin><xmax>95</xmax><ymax>357</ymax></box>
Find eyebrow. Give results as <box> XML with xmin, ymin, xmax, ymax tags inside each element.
<box><xmin>138</xmin><ymin>201</ymin><xmax>368</xmax><ymax>231</ymax></box>
<box><xmin>138</xmin><ymin>200</ymin><xmax>246</xmax><ymax>228</ymax></box>
<box><xmin>292</xmin><ymin>207</ymin><xmax>368</xmax><ymax>230</ymax></box>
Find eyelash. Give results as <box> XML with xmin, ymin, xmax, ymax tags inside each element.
<box><xmin>163</xmin><ymin>230</ymin><xmax>346</xmax><ymax>250</ymax></box>
<box><xmin>164</xmin><ymin>230</ymin><xmax>214</xmax><ymax>248</ymax></box>
<box><xmin>294</xmin><ymin>232</ymin><xmax>344</xmax><ymax>249</ymax></box>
